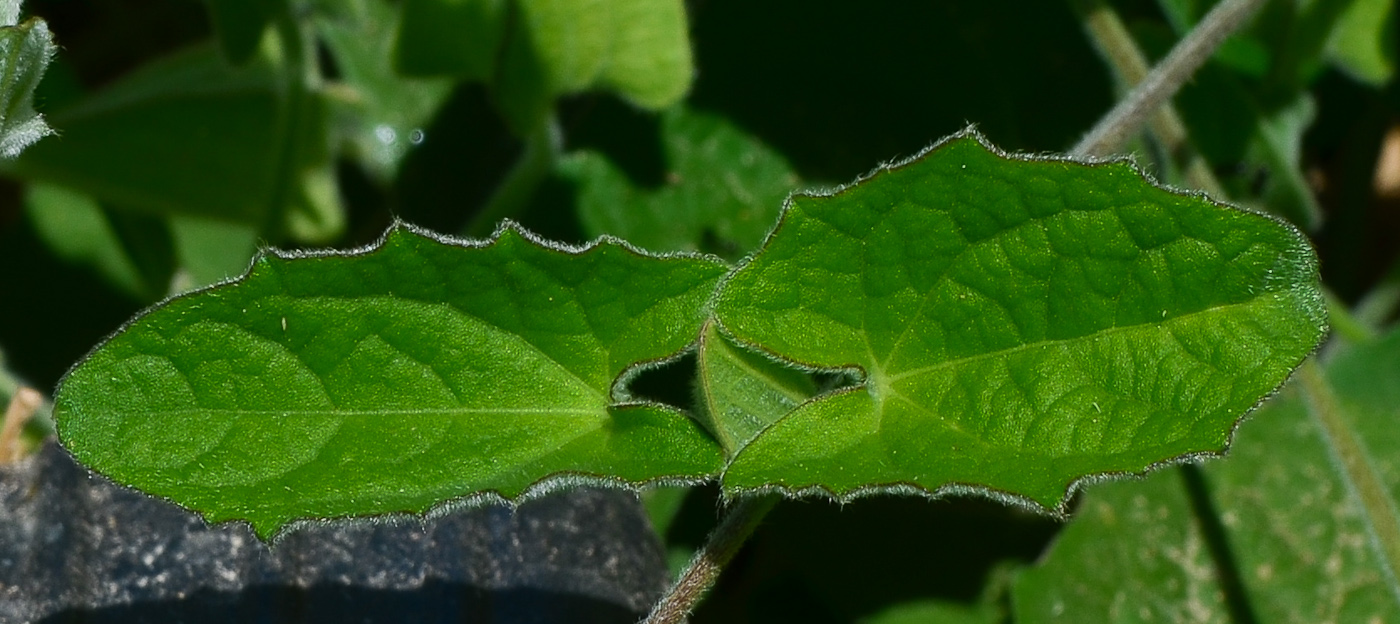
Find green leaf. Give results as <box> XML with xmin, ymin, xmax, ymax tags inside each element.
<box><xmin>1014</xmin><ymin>329</ymin><xmax>1400</xmax><ymax>621</ymax></box>
<box><xmin>55</xmin><ymin>223</ymin><xmax>729</xmax><ymax>539</ymax></box>
<box><xmin>715</xmin><ymin>131</ymin><xmax>1326</xmax><ymax>509</ymax></box>
<box><xmin>321</xmin><ymin>0</ymin><xmax>453</xmax><ymax>182</ymax></box>
<box><xmin>9</xmin><ymin>45</ymin><xmax>282</xmax><ymax>225</ymax></box>
<box><xmin>202</xmin><ymin>0</ymin><xmax>284</xmax><ymax>65</ymax></box>
<box><xmin>169</xmin><ymin>215</ymin><xmax>259</xmax><ymax>290</ymax></box>
<box><xmin>564</xmin><ymin>106</ymin><xmax>800</xmax><ymax>259</ymax></box>
<box><xmin>593</xmin><ymin>0</ymin><xmax>692</xmax><ymax>110</ymax></box>
<box><xmin>1325</xmin><ymin>0</ymin><xmax>1396</xmax><ymax>86</ymax></box>
<box><xmin>696</xmin><ymin>320</ymin><xmax>817</xmax><ymax>457</ymax></box>
<box><xmin>1011</xmin><ymin>469</ymin><xmax>1233</xmax><ymax>622</ymax></box>
<box><xmin>8</xmin><ymin>42</ymin><xmax>342</xmax><ymax>241</ymax></box>
<box><xmin>493</xmin><ymin>0</ymin><xmax>692</xmax><ymax>133</ymax></box>
<box><xmin>0</xmin><ymin>7</ymin><xmax>55</xmax><ymax>157</ymax></box>
<box><xmin>25</xmin><ymin>183</ymin><xmax>154</xmax><ymax>299</ymax></box>
<box><xmin>394</xmin><ymin>0</ymin><xmax>507</xmax><ymax>80</ymax></box>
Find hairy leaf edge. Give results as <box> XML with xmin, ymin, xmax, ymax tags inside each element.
<box><xmin>54</xmin><ymin>218</ymin><xmax>732</xmax><ymax>541</ymax></box>
<box><xmin>711</xmin><ymin>126</ymin><xmax>1329</xmax><ymax>518</ymax></box>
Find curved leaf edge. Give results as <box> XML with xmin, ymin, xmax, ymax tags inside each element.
<box><xmin>710</xmin><ymin>125</ymin><xmax>1329</xmax><ymax>517</ymax></box>
<box><xmin>53</xmin><ymin>218</ymin><xmax>734</xmax><ymax>541</ymax></box>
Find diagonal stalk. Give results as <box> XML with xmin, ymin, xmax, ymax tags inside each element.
<box><xmin>1297</xmin><ymin>360</ymin><xmax>1400</xmax><ymax>603</ymax></box>
<box><xmin>462</xmin><ymin>115</ymin><xmax>562</xmax><ymax>239</ymax></box>
<box><xmin>1068</xmin><ymin>0</ymin><xmax>1225</xmax><ymax>197</ymax></box>
<box><xmin>642</xmin><ymin>494</ymin><xmax>779</xmax><ymax>624</ymax></box>
<box><xmin>1074</xmin><ymin>0</ymin><xmax>1270</xmax><ymax>159</ymax></box>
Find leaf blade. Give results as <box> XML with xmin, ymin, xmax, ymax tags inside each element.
<box><xmin>56</xmin><ymin>223</ymin><xmax>728</xmax><ymax>539</ymax></box>
<box><xmin>716</xmin><ymin>131</ymin><xmax>1326</xmax><ymax>509</ymax></box>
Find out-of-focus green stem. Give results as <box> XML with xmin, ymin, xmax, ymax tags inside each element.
<box><xmin>462</xmin><ymin>115</ymin><xmax>562</xmax><ymax>239</ymax></box>
<box><xmin>1297</xmin><ymin>360</ymin><xmax>1400</xmax><ymax>602</ymax></box>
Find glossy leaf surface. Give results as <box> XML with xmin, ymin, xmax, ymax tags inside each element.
<box><xmin>1015</xmin><ymin>329</ymin><xmax>1400</xmax><ymax>621</ymax></box>
<box><xmin>716</xmin><ymin>132</ymin><xmax>1327</xmax><ymax>509</ymax></box>
<box><xmin>56</xmin><ymin>224</ymin><xmax>729</xmax><ymax>538</ymax></box>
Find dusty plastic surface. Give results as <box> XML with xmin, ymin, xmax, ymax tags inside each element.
<box><xmin>0</xmin><ymin>441</ymin><xmax>670</xmax><ymax>623</ymax></box>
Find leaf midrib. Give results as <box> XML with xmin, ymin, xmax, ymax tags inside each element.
<box><xmin>886</xmin><ymin>294</ymin><xmax>1287</xmax><ymax>385</ymax></box>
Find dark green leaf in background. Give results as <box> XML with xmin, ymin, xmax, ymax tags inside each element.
<box><xmin>24</xmin><ymin>183</ymin><xmax>164</xmax><ymax>299</ymax></box>
<box><xmin>488</xmin><ymin>0</ymin><xmax>693</xmax><ymax>133</ymax></box>
<box><xmin>55</xmin><ymin>224</ymin><xmax>729</xmax><ymax>539</ymax></box>
<box><xmin>1325</xmin><ymin>0</ymin><xmax>1397</xmax><ymax>87</ymax></box>
<box><xmin>563</xmin><ymin>106</ymin><xmax>800</xmax><ymax>258</ymax></box>
<box><xmin>320</xmin><ymin>0</ymin><xmax>452</xmax><ymax>182</ymax></box>
<box><xmin>0</xmin><ymin>1</ymin><xmax>54</xmax><ymax>157</ymax></box>
<box><xmin>394</xmin><ymin>0</ymin><xmax>507</xmax><ymax>80</ymax></box>
<box><xmin>1012</xmin><ymin>470</ymin><xmax>1233</xmax><ymax>623</ymax></box>
<box><xmin>8</xmin><ymin>42</ymin><xmax>342</xmax><ymax>242</ymax></box>
<box><xmin>202</xmin><ymin>0</ymin><xmax>285</xmax><ymax>66</ymax></box>
<box><xmin>716</xmin><ymin>132</ymin><xmax>1327</xmax><ymax>509</ymax></box>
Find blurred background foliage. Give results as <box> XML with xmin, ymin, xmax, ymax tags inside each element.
<box><xmin>0</xmin><ymin>0</ymin><xmax>1397</xmax><ymax>622</ymax></box>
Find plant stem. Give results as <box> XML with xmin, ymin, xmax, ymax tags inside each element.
<box><xmin>1074</xmin><ymin>0</ymin><xmax>1269</xmax><ymax>159</ymax></box>
<box><xmin>643</xmin><ymin>494</ymin><xmax>780</xmax><ymax>624</ymax></box>
<box><xmin>1069</xmin><ymin>0</ymin><xmax>1225</xmax><ymax>197</ymax></box>
<box><xmin>1297</xmin><ymin>360</ymin><xmax>1400</xmax><ymax>602</ymax></box>
<box><xmin>262</xmin><ymin>11</ymin><xmax>318</xmax><ymax>242</ymax></box>
<box><xmin>462</xmin><ymin>115</ymin><xmax>562</xmax><ymax>239</ymax></box>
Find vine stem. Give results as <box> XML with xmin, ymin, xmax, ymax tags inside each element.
<box><xmin>642</xmin><ymin>495</ymin><xmax>779</xmax><ymax>624</ymax></box>
<box><xmin>1296</xmin><ymin>360</ymin><xmax>1400</xmax><ymax>602</ymax></box>
<box><xmin>1073</xmin><ymin>0</ymin><xmax>1269</xmax><ymax>158</ymax></box>
<box><xmin>1069</xmin><ymin>0</ymin><xmax>1225</xmax><ymax>198</ymax></box>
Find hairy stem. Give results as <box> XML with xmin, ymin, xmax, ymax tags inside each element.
<box><xmin>1069</xmin><ymin>0</ymin><xmax>1225</xmax><ymax>197</ymax></box>
<box><xmin>1074</xmin><ymin>0</ymin><xmax>1269</xmax><ymax>159</ymax></box>
<box><xmin>1297</xmin><ymin>360</ymin><xmax>1400</xmax><ymax>602</ymax></box>
<box><xmin>643</xmin><ymin>495</ymin><xmax>779</xmax><ymax>624</ymax></box>
<box><xmin>462</xmin><ymin>115</ymin><xmax>562</xmax><ymax>239</ymax></box>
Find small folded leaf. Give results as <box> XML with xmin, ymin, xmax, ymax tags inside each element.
<box><xmin>716</xmin><ymin>131</ymin><xmax>1326</xmax><ymax>510</ymax></box>
<box><xmin>696</xmin><ymin>320</ymin><xmax>817</xmax><ymax>456</ymax></box>
<box><xmin>1325</xmin><ymin>0</ymin><xmax>1396</xmax><ymax>86</ymax></box>
<box><xmin>56</xmin><ymin>224</ymin><xmax>728</xmax><ymax>539</ymax></box>
<box><xmin>594</xmin><ymin>0</ymin><xmax>692</xmax><ymax>109</ymax></box>
<box><xmin>0</xmin><ymin>11</ymin><xmax>55</xmax><ymax>157</ymax></box>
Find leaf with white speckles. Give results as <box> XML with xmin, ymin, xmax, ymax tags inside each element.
<box><xmin>715</xmin><ymin>130</ymin><xmax>1327</xmax><ymax>510</ymax></box>
<box><xmin>55</xmin><ymin>223</ymin><xmax>728</xmax><ymax>539</ymax></box>
<box><xmin>1011</xmin><ymin>470</ymin><xmax>1231</xmax><ymax>623</ymax></box>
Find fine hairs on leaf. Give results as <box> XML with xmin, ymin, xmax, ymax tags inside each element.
<box><xmin>55</xmin><ymin>128</ymin><xmax>1326</xmax><ymax>542</ymax></box>
<box><xmin>5</xmin><ymin>1</ymin><xmax>1384</xmax><ymax>621</ymax></box>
